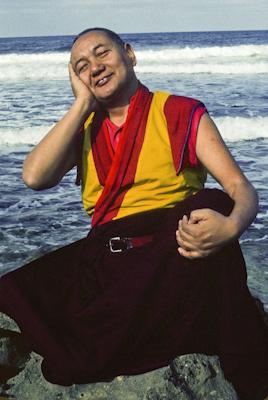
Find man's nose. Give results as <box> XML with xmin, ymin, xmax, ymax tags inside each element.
<box><xmin>91</xmin><ymin>60</ymin><xmax>105</xmax><ymax>77</ymax></box>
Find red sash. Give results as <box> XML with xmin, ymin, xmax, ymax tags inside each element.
<box><xmin>91</xmin><ymin>85</ymin><xmax>153</xmax><ymax>227</ymax></box>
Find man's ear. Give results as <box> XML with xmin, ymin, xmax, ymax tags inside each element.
<box><xmin>124</xmin><ymin>43</ymin><xmax>137</xmax><ymax>66</ymax></box>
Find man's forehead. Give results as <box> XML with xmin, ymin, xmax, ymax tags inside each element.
<box><xmin>70</xmin><ymin>31</ymin><xmax>116</xmax><ymax>63</ymax></box>
<box><xmin>72</xmin><ymin>31</ymin><xmax>113</xmax><ymax>52</ymax></box>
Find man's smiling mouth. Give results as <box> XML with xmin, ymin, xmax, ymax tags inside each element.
<box><xmin>95</xmin><ymin>74</ymin><xmax>113</xmax><ymax>87</ymax></box>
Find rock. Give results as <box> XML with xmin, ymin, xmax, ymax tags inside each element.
<box><xmin>0</xmin><ymin>328</ymin><xmax>30</xmax><ymax>385</ymax></box>
<box><xmin>0</xmin><ymin>314</ymin><xmax>31</xmax><ymax>397</ymax></box>
<box><xmin>2</xmin><ymin>353</ymin><xmax>238</xmax><ymax>400</ymax></box>
<box><xmin>0</xmin><ymin>313</ymin><xmax>20</xmax><ymax>333</ymax></box>
<box><xmin>145</xmin><ymin>354</ymin><xmax>237</xmax><ymax>400</ymax></box>
<box><xmin>3</xmin><ymin>308</ymin><xmax>267</xmax><ymax>400</ymax></box>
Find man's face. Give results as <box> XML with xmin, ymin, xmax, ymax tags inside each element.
<box><xmin>70</xmin><ymin>31</ymin><xmax>137</xmax><ymax>104</ymax></box>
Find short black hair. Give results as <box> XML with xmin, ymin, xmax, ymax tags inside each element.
<box><xmin>72</xmin><ymin>27</ymin><xmax>125</xmax><ymax>48</ymax></box>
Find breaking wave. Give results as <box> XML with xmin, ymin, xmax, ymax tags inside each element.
<box><xmin>1</xmin><ymin>116</ymin><xmax>268</xmax><ymax>146</ymax></box>
<box><xmin>0</xmin><ymin>44</ymin><xmax>267</xmax><ymax>81</ymax></box>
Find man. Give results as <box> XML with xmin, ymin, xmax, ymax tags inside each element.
<box><xmin>22</xmin><ymin>28</ymin><xmax>257</xmax><ymax>257</ymax></box>
<box><xmin>1</xmin><ymin>28</ymin><xmax>267</xmax><ymax>399</ymax></box>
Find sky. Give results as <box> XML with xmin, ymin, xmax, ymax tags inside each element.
<box><xmin>0</xmin><ymin>0</ymin><xmax>268</xmax><ymax>38</ymax></box>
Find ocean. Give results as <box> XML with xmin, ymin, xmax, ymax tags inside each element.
<box><xmin>0</xmin><ymin>30</ymin><xmax>267</xmax><ymax>309</ymax></box>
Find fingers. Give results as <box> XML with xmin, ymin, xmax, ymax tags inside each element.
<box><xmin>177</xmin><ymin>209</ymin><xmax>217</xmax><ymax>243</ymax></box>
<box><xmin>176</xmin><ymin>224</ymin><xmax>213</xmax><ymax>253</ymax></box>
<box><xmin>178</xmin><ymin>246</ymin><xmax>203</xmax><ymax>259</ymax></box>
<box><xmin>176</xmin><ymin>209</ymin><xmax>227</xmax><ymax>259</ymax></box>
<box><xmin>68</xmin><ymin>62</ymin><xmax>77</xmax><ymax>80</ymax></box>
<box><xmin>176</xmin><ymin>212</ymin><xmax>219</xmax><ymax>258</ymax></box>
<box><xmin>68</xmin><ymin>62</ymin><xmax>83</xmax><ymax>87</ymax></box>
<box><xmin>68</xmin><ymin>62</ymin><xmax>74</xmax><ymax>74</ymax></box>
<box><xmin>177</xmin><ymin>214</ymin><xmax>200</xmax><ymax>241</ymax></box>
<box><xmin>176</xmin><ymin>226</ymin><xmax>196</xmax><ymax>251</ymax></box>
<box><xmin>177</xmin><ymin>237</ymin><xmax>222</xmax><ymax>259</ymax></box>
<box><xmin>189</xmin><ymin>208</ymin><xmax>216</xmax><ymax>224</ymax></box>
<box><xmin>189</xmin><ymin>209</ymin><xmax>207</xmax><ymax>223</ymax></box>
<box><xmin>176</xmin><ymin>215</ymin><xmax>196</xmax><ymax>252</ymax></box>
<box><xmin>68</xmin><ymin>62</ymin><xmax>80</xmax><ymax>95</ymax></box>
<box><xmin>68</xmin><ymin>63</ymin><xmax>96</xmax><ymax>109</ymax></box>
<box><xmin>177</xmin><ymin>246</ymin><xmax>218</xmax><ymax>259</ymax></box>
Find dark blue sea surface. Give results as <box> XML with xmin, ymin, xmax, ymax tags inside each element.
<box><xmin>0</xmin><ymin>30</ymin><xmax>267</xmax><ymax>54</ymax></box>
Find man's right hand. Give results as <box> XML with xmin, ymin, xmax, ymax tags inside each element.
<box><xmin>23</xmin><ymin>63</ymin><xmax>97</xmax><ymax>190</ymax></box>
<box><xmin>68</xmin><ymin>62</ymin><xmax>98</xmax><ymax>113</ymax></box>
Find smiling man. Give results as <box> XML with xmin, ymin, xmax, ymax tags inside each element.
<box><xmin>0</xmin><ymin>28</ymin><xmax>267</xmax><ymax>400</ymax></box>
<box><xmin>71</xmin><ymin>29</ymin><xmax>138</xmax><ymax>109</ymax></box>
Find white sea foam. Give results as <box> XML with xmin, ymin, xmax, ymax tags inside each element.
<box><xmin>0</xmin><ymin>52</ymin><xmax>69</xmax><ymax>81</ymax></box>
<box><xmin>0</xmin><ymin>126</ymin><xmax>52</xmax><ymax>146</ymax></box>
<box><xmin>240</xmin><ymin>234</ymin><xmax>268</xmax><ymax>243</ymax></box>
<box><xmin>136</xmin><ymin>44</ymin><xmax>268</xmax><ymax>61</ymax></box>
<box><xmin>0</xmin><ymin>44</ymin><xmax>267</xmax><ymax>81</ymax></box>
<box><xmin>213</xmin><ymin>116</ymin><xmax>268</xmax><ymax>142</ymax></box>
<box><xmin>136</xmin><ymin>63</ymin><xmax>268</xmax><ymax>74</ymax></box>
<box><xmin>0</xmin><ymin>117</ymin><xmax>268</xmax><ymax>147</ymax></box>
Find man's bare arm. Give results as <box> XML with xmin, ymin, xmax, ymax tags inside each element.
<box><xmin>176</xmin><ymin>113</ymin><xmax>258</xmax><ymax>259</ymax></box>
<box><xmin>23</xmin><ymin>64</ymin><xmax>95</xmax><ymax>190</ymax></box>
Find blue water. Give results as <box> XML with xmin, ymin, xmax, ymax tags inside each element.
<box><xmin>1</xmin><ymin>30</ymin><xmax>267</xmax><ymax>54</ymax></box>
<box><xmin>0</xmin><ymin>30</ymin><xmax>268</xmax><ymax>308</ymax></box>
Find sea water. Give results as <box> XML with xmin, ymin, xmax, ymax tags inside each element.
<box><xmin>0</xmin><ymin>30</ymin><xmax>268</xmax><ymax>309</ymax></box>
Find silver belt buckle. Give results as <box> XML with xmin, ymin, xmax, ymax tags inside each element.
<box><xmin>109</xmin><ymin>237</ymin><xmax>132</xmax><ymax>253</ymax></box>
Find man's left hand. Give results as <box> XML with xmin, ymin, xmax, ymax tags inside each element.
<box><xmin>176</xmin><ymin>208</ymin><xmax>238</xmax><ymax>259</ymax></box>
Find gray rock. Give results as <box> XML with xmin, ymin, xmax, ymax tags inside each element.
<box><xmin>145</xmin><ymin>354</ymin><xmax>237</xmax><ymax>400</ymax></box>
<box><xmin>0</xmin><ymin>326</ymin><xmax>30</xmax><ymax>387</ymax></box>
<box><xmin>0</xmin><ymin>312</ymin><xmax>20</xmax><ymax>332</ymax></box>
<box><xmin>0</xmin><ymin>311</ymin><xmax>238</xmax><ymax>400</ymax></box>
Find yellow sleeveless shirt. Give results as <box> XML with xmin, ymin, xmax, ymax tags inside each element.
<box><xmin>81</xmin><ymin>91</ymin><xmax>207</xmax><ymax>221</ymax></box>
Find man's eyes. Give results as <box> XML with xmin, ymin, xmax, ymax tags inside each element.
<box><xmin>77</xmin><ymin>50</ymin><xmax>110</xmax><ymax>73</ymax></box>
<box><xmin>96</xmin><ymin>49</ymin><xmax>109</xmax><ymax>57</ymax></box>
<box><xmin>78</xmin><ymin>64</ymin><xmax>88</xmax><ymax>74</ymax></box>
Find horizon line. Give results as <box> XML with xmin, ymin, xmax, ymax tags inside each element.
<box><xmin>0</xmin><ymin>28</ymin><xmax>267</xmax><ymax>40</ymax></box>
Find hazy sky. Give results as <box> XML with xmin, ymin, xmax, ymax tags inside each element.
<box><xmin>0</xmin><ymin>0</ymin><xmax>268</xmax><ymax>37</ymax></box>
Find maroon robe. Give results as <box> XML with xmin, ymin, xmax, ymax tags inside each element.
<box><xmin>0</xmin><ymin>189</ymin><xmax>267</xmax><ymax>400</ymax></box>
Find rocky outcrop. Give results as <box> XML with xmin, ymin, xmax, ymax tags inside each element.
<box><xmin>1</xmin><ymin>351</ymin><xmax>238</xmax><ymax>400</ymax></box>
<box><xmin>0</xmin><ymin>312</ymin><xmax>239</xmax><ymax>400</ymax></box>
<box><xmin>0</xmin><ymin>313</ymin><xmax>30</xmax><ymax>387</ymax></box>
<box><xmin>1</xmin><ymin>298</ymin><xmax>267</xmax><ymax>399</ymax></box>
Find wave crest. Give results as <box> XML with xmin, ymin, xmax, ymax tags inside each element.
<box><xmin>1</xmin><ymin>117</ymin><xmax>268</xmax><ymax>146</ymax></box>
<box><xmin>0</xmin><ymin>44</ymin><xmax>267</xmax><ymax>81</ymax></box>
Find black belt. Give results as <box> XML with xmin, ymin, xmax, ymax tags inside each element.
<box><xmin>106</xmin><ymin>235</ymin><xmax>154</xmax><ymax>253</ymax></box>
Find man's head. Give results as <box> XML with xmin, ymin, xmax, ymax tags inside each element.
<box><xmin>70</xmin><ymin>28</ymin><xmax>138</xmax><ymax>105</ymax></box>
<box><xmin>72</xmin><ymin>27</ymin><xmax>125</xmax><ymax>50</ymax></box>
